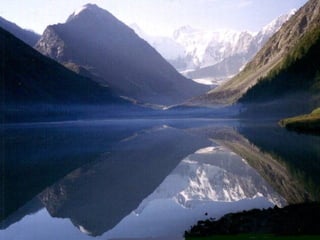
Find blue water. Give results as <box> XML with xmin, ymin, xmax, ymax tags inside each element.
<box><xmin>1</xmin><ymin>118</ymin><xmax>319</xmax><ymax>239</ymax></box>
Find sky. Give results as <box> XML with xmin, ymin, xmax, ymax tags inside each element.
<box><xmin>0</xmin><ymin>0</ymin><xmax>309</xmax><ymax>36</ymax></box>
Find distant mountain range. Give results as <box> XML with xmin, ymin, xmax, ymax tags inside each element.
<box><xmin>0</xmin><ymin>16</ymin><xmax>40</xmax><ymax>46</ymax></box>
<box><xmin>35</xmin><ymin>4</ymin><xmax>208</xmax><ymax>106</ymax></box>
<box><xmin>1</xmin><ymin>1</ymin><xmax>315</xmax><ymax>114</ymax></box>
<box><xmin>129</xmin><ymin>23</ymin><xmax>186</xmax><ymax>62</ymax></box>
<box><xmin>132</xmin><ymin>11</ymin><xmax>294</xmax><ymax>86</ymax></box>
<box><xmin>192</xmin><ymin>0</ymin><xmax>320</xmax><ymax>108</ymax></box>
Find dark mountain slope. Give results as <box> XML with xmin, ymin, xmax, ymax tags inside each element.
<box><xmin>35</xmin><ymin>4</ymin><xmax>208</xmax><ymax>106</ymax></box>
<box><xmin>239</xmin><ymin>25</ymin><xmax>320</xmax><ymax>102</ymax></box>
<box><xmin>0</xmin><ymin>16</ymin><xmax>40</xmax><ymax>46</ymax></box>
<box><xmin>0</xmin><ymin>26</ymin><xmax>124</xmax><ymax>105</ymax></box>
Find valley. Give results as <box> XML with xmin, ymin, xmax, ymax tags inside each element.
<box><xmin>1</xmin><ymin>0</ymin><xmax>319</xmax><ymax>239</ymax></box>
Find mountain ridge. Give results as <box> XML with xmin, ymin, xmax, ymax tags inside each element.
<box><xmin>132</xmin><ymin>11</ymin><xmax>294</xmax><ymax>86</ymax></box>
<box><xmin>0</xmin><ymin>16</ymin><xmax>40</xmax><ymax>46</ymax></box>
<box><xmin>35</xmin><ymin>4</ymin><xmax>209</xmax><ymax>106</ymax></box>
<box><xmin>192</xmin><ymin>0</ymin><xmax>320</xmax><ymax>106</ymax></box>
<box><xmin>184</xmin><ymin>11</ymin><xmax>294</xmax><ymax>85</ymax></box>
<box><xmin>0</xmin><ymin>26</ymin><xmax>123</xmax><ymax>105</ymax></box>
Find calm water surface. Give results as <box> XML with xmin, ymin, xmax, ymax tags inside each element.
<box><xmin>1</xmin><ymin>118</ymin><xmax>320</xmax><ymax>239</ymax></box>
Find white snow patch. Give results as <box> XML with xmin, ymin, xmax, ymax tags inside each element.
<box><xmin>79</xmin><ymin>225</ymin><xmax>92</xmax><ymax>235</ymax></box>
<box><xmin>195</xmin><ymin>146</ymin><xmax>216</xmax><ymax>154</ymax></box>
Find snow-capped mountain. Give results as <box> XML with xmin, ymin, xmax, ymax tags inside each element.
<box><xmin>180</xmin><ymin>10</ymin><xmax>295</xmax><ymax>84</ymax></box>
<box><xmin>173</xmin><ymin>25</ymin><xmax>219</xmax><ymax>69</ymax></box>
<box><xmin>133</xmin><ymin>10</ymin><xmax>295</xmax><ymax>85</ymax></box>
<box><xmin>130</xmin><ymin>23</ymin><xmax>185</xmax><ymax>61</ymax></box>
<box><xmin>254</xmin><ymin>9</ymin><xmax>297</xmax><ymax>46</ymax></box>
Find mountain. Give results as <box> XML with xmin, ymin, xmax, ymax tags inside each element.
<box><xmin>130</xmin><ymin>23</ymin><xmax>185</xmax><ymax>62</ymax></box>
<box><xmin>132</xmin><ymin>11</ymin><xmax>293</xmax><ymax>86</ymax></box>
<box><xmin>0</xmin><ymin>16</ymin><xmax>40</xmax><ymax>46</ymax></box>
<box><xmin>183</xmin><ymin>30</ymin><xmax>255</xmax><ymax>85</ymax></box>
<box><xmin>175</xmin><ymin>27</ymin><xmax>253</xmax><ymax>70</ymax></box>
<box><xmin>128</xmin><ymin>12</ymin><xmax>293</xmax><ymax>87</ymax></box>
<box><xmin>172</xmin><ymin>25</ymin><xmax>220</xmax><ymax>70</ymax></box>
<box><xmin>182</xmin><ymin>11</ymin><xmax>294</xmax><ymax>85</ymax></box>
<box><xmin>194</xmin><ymin>0</ymin><xmax>320</xmax><ymax>106</ymax></box>
<box><xmin>0</xmin><ymin>26</ymin><xmax>123</xmax><ymax>106</ymax></box>
<box><xmin>35</xmin><ymin>4</ymin><xmax>208</xmax><ymax>106</ymax></box>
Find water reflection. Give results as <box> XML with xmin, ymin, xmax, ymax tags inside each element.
<box><xmin>102</xmin><ymin>145</ymin><xmax>284</xmax><ymax>239</ymax></box>
<box><xmin>38</xmin><ymin>125</ymin><xmax>211</xmax><ymax>236</ymax></box>
<box><xmin>200</xmin><ymin>127</ymin><xmax>313</xmax><ymax>203</ymax></box>
<box><xmin>0</xmin><ymin>119</ymin><xmax>160</xmax><ymax>220</ymax></box>
<box><xmin>239</xmin><ymin>121</ymin><xmax>320</xmax><ymax>201</ymax></box>
<box><xmin>1</xmin><ymin>120</ymin><xmax>320</xmax><ymax>239</ymax></box>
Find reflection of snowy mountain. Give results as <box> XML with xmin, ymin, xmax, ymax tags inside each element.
<box><xmin>136</xmin><ymin>146</ymin><xmax>285</xmax><ymax>214</ymax></box>
<box><xmin>104</xmin><ymin>145</ymin><xmax>285</xmax><ymax>238</ymax></box>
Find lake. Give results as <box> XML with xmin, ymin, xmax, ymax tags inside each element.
<box><xmin>1</xmin><ymin>117</ymin><xmax>320</xmax><ymax>239</ymax></box>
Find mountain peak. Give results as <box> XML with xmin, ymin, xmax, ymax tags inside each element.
<box><xmin>66</xmin><ymin>3</ymin><xmax>107</xmax><ymax>22</ymax></box>
<box><xmin>195</xmin><ymin>0</ymin><xmax>320</xmax><ymax>105</ymax></box>
<box><xmin>36</xmin><ymin>3</ymin><xmax>208</xmax><ymax>105</ymax></box>
<box><xmin>173</xmin><ymin>25</ymin><xmax>198</xmax><ymax>39</ymax></box>
<box><xmin>74</xmin><ymin>3</ymin><xmax>100</xmax><ymax>14</ymax></box>
<box><xmin>259</xmin><ymin>9</ymin><xmax>296</xmax><ymax>36</ymax></box>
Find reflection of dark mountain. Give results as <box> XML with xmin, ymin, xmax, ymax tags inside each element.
<box><xmin>0</xmin><ymin>16</ymin><xmax>40</xmax><ymax>46</ymax></box>
<box><xmin>239</xmin><ymin>123</ymin><xmax>320</xmax><ymax>199</ymax></box>
<box><xmin>35</xmin><ymin>4</ymin><xmax>208</xmax><ymax>105</ymax></box>
<box><xmin>0</xmin><ymin>198</ymin><xmax>42</xmax><ymax>230</ymax></box>
<box><xmin>0</xmin><ymin>26</ymin><xmax>126</xmax><ymax>106</ymax></box>
<box><xmin>0</xmin><ymin>121</ymin><xmax>148</xmax><ymax>222</ymax></box>
<box><xmin>3</xmin><ymin>122</ymin><xmax>320</xmax><ymax>237</ymax></box>
<box><xmin>192</xmin><ymin>127</ymin><xmax>311</xmax><ymax>203</ymax></box>
<box><xmin>38</xmin><ymin>126</ymin><xmax>211</xmax><ymax>236</ymax></box>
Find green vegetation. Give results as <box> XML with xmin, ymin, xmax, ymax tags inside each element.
<box><xmin>240</xmin><ymin>26</ymin><xmax>320</xmax><ymax>102</ymax></box>
<box><xmin>311</xmin><ymin>107</ymin><xmax>320</xmax><ymax>114</ymax></box>
<box><xmin>279</xmin><ymin>107</ymin><xmax>320</xmax><ymax>134</ymax></box>
<box><xmin>187</xmin><ymin>235</ymin><xmax>320</xmax><ymax>240</ymax></box>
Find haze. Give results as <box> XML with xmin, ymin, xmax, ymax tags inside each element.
<box><xmin>0</xmin><ymin>0</ymin><xmax>308</xmax><ymax>36</ymax></box>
